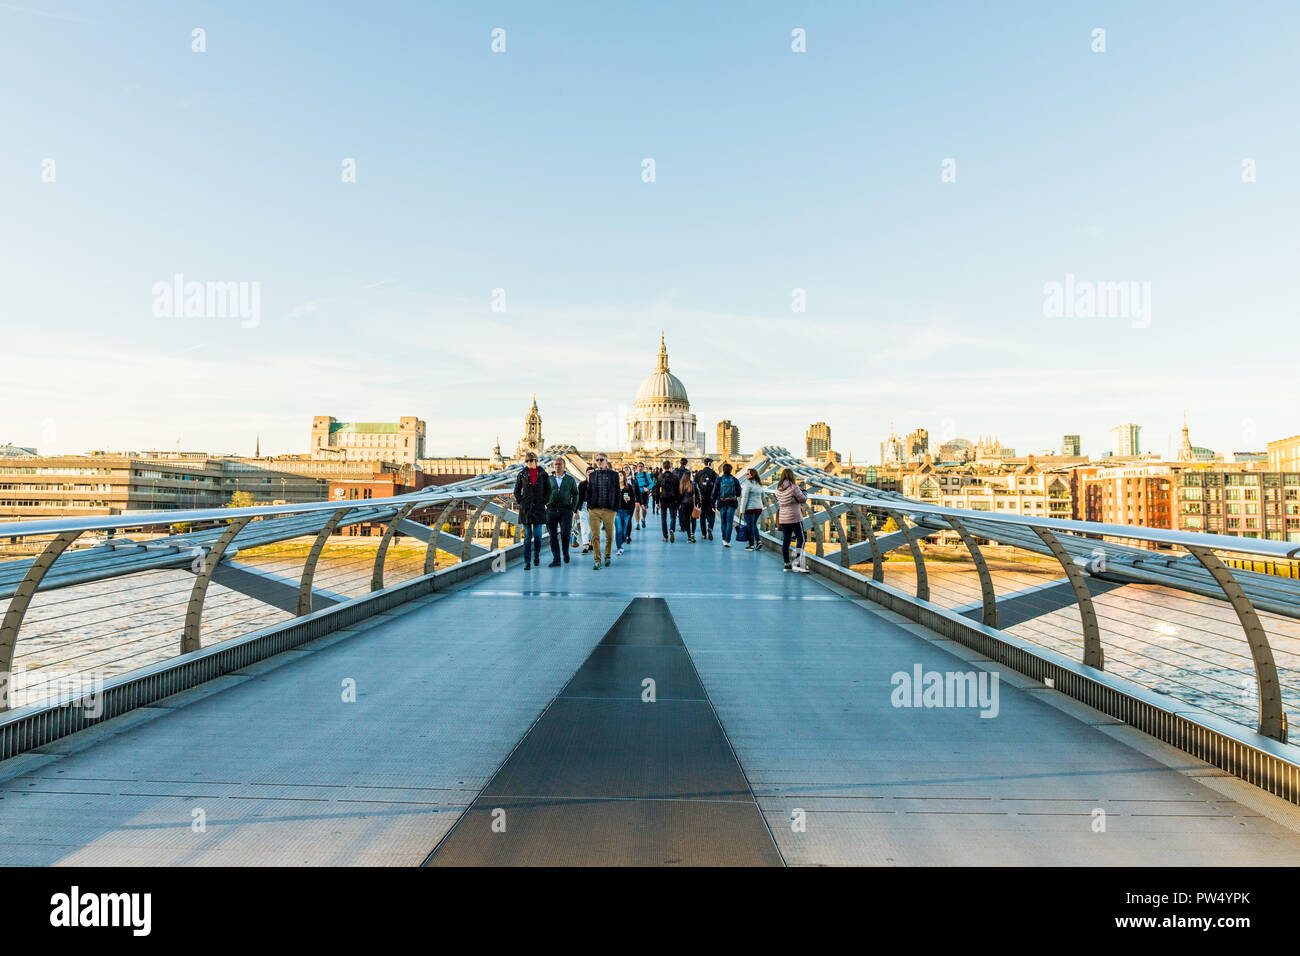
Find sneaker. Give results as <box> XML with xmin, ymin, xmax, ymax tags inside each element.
<box><xmin>743</xmin><ymin>545</ymin><xmax>754</xmax><ymax>551</ymax></box>
<box><xmin>723</xmin><ymin>541</ymin><xmax>731</xmax><ymax>548</ymax></box>
<box><xmin>548</xmin><ymin>560</ymin><xmax>561</xmax><ymax>567</ymax></box>
<box><xmin>663</xmin><ymin>536</ymin><xmax>669</xmax><ymax>542</ymax></box>
<box><xmin>524</xmin><ymin>563</ymin><xmax>531</xmax><ymax>570</ymax></box>
<box><xmin>783</xmin><ymin>564</ymin><xmax>792</xmax><ymax>572</ymax></box>
<box><xmin>604</xmin><ymin>557</ymin><xmax>611</xmax><ymax>567</ymax></box>
<box><xmin>593</xmin><ymin>563</ymin><xmax>601</xmax><ymax>570</ymax></box>
<box><xmin>670</xmin><ymin>531</ymin><xmax>675</xmax><ymax>542</ymax></box>
<box><xmin>794</xmin><ymin>566</ymin><xmax>810</xmax><ymax>573</ymax></box>
<box><xmin>616</xmin><ymin>548</ymin><xmax>624</xmax><ymax>556</ymax></box>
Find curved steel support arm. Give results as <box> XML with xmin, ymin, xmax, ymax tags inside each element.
<box><xmin>460</xmin><ymin>498</ymin><xmax>492</xmax><ymax>562</ymax></box>
<box><xmin>489</xmin><ymin>504</ymin><xmax>504</xmax><ymax>551</ymax></box>
<box><xmin>1032</xmin><ymin>527</ymin><xmax>1103</xmax><ymax>670</ymax></box>
<box><xmin>298</xmin><ymin>509</ymin><xmax>350</xmax><ymax>617</ymax></box>
<box><xmin>887</xmin><ymin>510</ymin><xmax>930</xmax><ymax>602</ymax></box>
<box><xmin>0</xmin><ymin>530</ymin><xmax>83</xmax><ymax>708</ymax></box>
<box><xmin>946</xmin><ymin>515</ymin><xmax>998</xmax><ymax>628</ymax></box>
<box><xmin>823</xmin><ymin>502</ymin><xmax>849</xmax><ymax>567</ymax></box>
<box><xmin>371</xmin><ymin>500</ymin><xmax>421</xmax><ymax>592</ymax></box>
<box><xmin>1187</xmin><ymin>545</ymin><xmax>1286</xmax><ymax>741</ymax></box>
<box><xmin>854</xmin><ymin>505</ymin><xmax>884</xmax><ymax>582</ymax></box>
<box><xmin>424</xmin><ymin>500</ymin><xmax>461</xmax><ymax>575</ymax></box>
<box><xmin>183</xmin><ymin>517</ymin><xmax>252</xmax><ymax>653</ymax></box>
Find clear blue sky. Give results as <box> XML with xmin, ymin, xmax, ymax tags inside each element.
<box><xmin>2</xmin><ymin>0</ymin><xmax>1296</xmax><ymax>461</ymax></box>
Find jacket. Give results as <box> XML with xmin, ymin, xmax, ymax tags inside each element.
<box><xmin>586</xmin><ymin>467</ymin><xmax>621</xmax><ymax>512</ymax></box>
<box><xmin>676</xmin><ymin>472</ymin><xmax>698</xmax><ymax>509</ymax></box>
<box><xmin>617</xmin><ymin>482</ymin><xmax>637</xmax><ymax>512</ymax></box>
<box><xmin>737</xmin><ymin>477</ymin><xmax>765</xmax><ymax>514</ymax></box>
<box><xmin>547</xmin><ymin>473</ymin><xmax>579</xmax><ymax>511</ymax></box>
<box><xmin>774</xmin><ymin>479</ymin><xmax>807</xmax><ymax>524</ymax></box>
<box><xmin>693</xmin><ymin>467</ymin><xmax>718</xmax><ymax>509</ymax></box>
<box><xmin>657</xmin><ymin>467</ymin><xmax>682</xmax><ymax>506</ymax></box>
<box><xmin>513</xmin><ymin>466</ymin><xmax>553</xmax><ymax>524</ymax></box>
<box><xmin>714</xmin><ymin>473</ymin><xmax>741</xmax><ymax>506</ymax></box>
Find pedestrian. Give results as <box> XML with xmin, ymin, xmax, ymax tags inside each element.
<box><xmin>657</xmin><ymin>461</ymin><xmax>681</xmax><ymax>542</ymax></box>
<box><xmin>615</xmin><ymin>470</ymin><xmax>636</xmax><ymax>555</ymax></box>
<box><xmin>586</xmin><ymin>452</ymin><xmax>620</xmax><ymax>569</ymax></box>
<box><xmin>714</xmin><ymin>462</ymin><xmax>741</xmax><ymax>548</ymax></box>
<box><xmin>677</xmin><ymin>463</ymin><xmax>698</xmax><ymax>543</ymax></box>
<box><xmin>634</xmin><ymin>462</ymin><xmax>651</xmax><ymax>529</ymax></box>
<box><xmin>576</xmin><ymin>473</ymin><xmax>592</xmax><ymax>555</ymax></box>
<box><xmin>511</xmin><ymin>452</ymin><xmax>552</xmax><ymax>570</ymax></box>
<box><xmin>737</xmin><ymin>467</ymin><xmax>765</xmax><ymax>553</ymax></box>
<box><xmin>545</xmin><ymin>456</ymin><xmax>579</xmax><ymax>566</ymax></box>
<box><xmin>621</xmin><ymin>464</ymin><xmax>636</xmax><ymax>542</ymax></box>
<box><xmin>694</xmin><ymin>457</ymin><xmax>719</xmax><ymax>541</ymax></box>
<box><xmin>774</xmin><ymin>467</ymin><xmax>810</xmax><ymax>572</ymax></box>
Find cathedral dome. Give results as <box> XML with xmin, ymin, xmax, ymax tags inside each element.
<box><xmin>625</xmin><ymin>335</ymin><xmax>702</xmax><ymax>457</ymax></box>
<box><xmin>634</xmin><ymin>335</ymin><xmax>689</xmax><ymax>406</ymax></box>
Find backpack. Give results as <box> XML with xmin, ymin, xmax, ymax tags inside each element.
<box><xmin>658</xmin><ymin>469</ymin><xmax>680</xmax><ymax>503</ymax></box>
<box><xmin>695</xmin><ymin>469</ymin><xmax>716</xmax><ymax>500</ymax></box>
<box><xmin>716</xmin><ymin>474</ymin><xmax>740</xmax><ymax>505</ymax></box>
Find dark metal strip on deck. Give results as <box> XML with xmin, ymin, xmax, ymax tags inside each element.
<box><xmin>424</xmin><ymin>597</ymin><xmax>783</xmax><ymax>866</ymax></box>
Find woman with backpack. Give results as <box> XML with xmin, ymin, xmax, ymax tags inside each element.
<box><xmin>714</xmin><ymin>463</ymin><xmax>742</xmax><ymax>548</ymax></box>
<box><xmin>774</xmin><ymin>467</ymin><xmax>810</xmax><ymax>572</ymax></box>
<box><xmin>736</xmin><ymin>468</ymin><xmax>765</xmax><ymax>553</ymax></box>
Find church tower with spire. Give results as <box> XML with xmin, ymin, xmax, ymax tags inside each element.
<box><xmin>1177</xmin><ymin>412</ymin><xmax>1195</xmax><ymax>462</ymax></box>
<box><xmin>516</xmin><ymin>396</ymin><xmax>544</xmax><ymax>459</ymax></box>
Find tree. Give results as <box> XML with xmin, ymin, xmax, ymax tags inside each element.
<box><xmin>227</xmin><ymin>490</ymin><xmax>255</xmax><ymax>509</ymax></box>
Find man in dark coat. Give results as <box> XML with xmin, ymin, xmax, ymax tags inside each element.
<box><xmin>512</xmin><ymin>452</ymin><xmax>552</xmax><ymax>570</ymax></box>
<box><xmin>545</xmin><ymin>456</ymin><xmax>580</xmax><ymax>566</ymax></box>
<box><xmin>585</xmin><ymin>452</ymin><xmax>621</xmax><ymax>569</ymax></box>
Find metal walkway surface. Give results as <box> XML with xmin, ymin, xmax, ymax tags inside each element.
<box><xmin>427</xmin><ymin>597</ymin><xmax>781</xmax><ymax>865</ymax></box>
<box><xmin>3</xmin><ymin>528</ymin><xmax>1300</xmax><ymax>866</ymax></box>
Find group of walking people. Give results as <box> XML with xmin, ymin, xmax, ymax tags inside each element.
<box><xmin>511</xmin><ymin>452</ymin><xmax>813</xmax><ymax>573</ymax></box>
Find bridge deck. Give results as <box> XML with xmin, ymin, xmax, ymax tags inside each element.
<box><xmin>3</xmin><ymin>526</ymin><xmax>1300</xmax><ymax>865</ymax></box>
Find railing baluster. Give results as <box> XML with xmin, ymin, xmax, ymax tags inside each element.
<box><xmin>298</xmin><ymin>509</ymin><xmax>349</xmax><ymax>617</ymax></box>
<box><xmin>0</xmin><ymin>530</ymin><xmax>82</xmax><ymax>711</ymax></box>
<box><xmin>371</xmin><ymin>501</ymin><xmax>421</xmax><ymax>592</ymax></box>
<box><xmin>1187</xmin><ymin>545</ymin><xmax>1286</xmax><ymax>742</ymax></box>
<box><xmin>887</xmin><ymin>510</ymin><xmax>929</xmax><ymax>602</ymax></box>
<box><xmin>183</xmin><ymin>517</ymin><xmax>252</xmax><ymax>654</ymax></box>
<box><xmin>1032</xmin><ymin>527</ymin><xmax>1104</xmax><ymax>670</ymax></box>
<box><xmin>946</xmin><ymin>515</ymin><xmax>998</xmax><ymax>628</ymax></box>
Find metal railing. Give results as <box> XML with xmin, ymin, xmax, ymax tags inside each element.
<box><xmin>752</xmin><ymin>447</ymin><xmax>1300</xmax><ymax>743</ymax></box>
<box><xmin>0</xmin><ymin>461</ymin><xmax>536</xmax><ymax>713</ymax></box>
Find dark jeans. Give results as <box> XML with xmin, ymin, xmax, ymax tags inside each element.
<box><xmin>699</xmin><ymin>505</ymin><xmax>716</xmax><ymax>535</ymax></box>
<box><xmin>677</xmin><ymin>501</ymin><xmax>695</xmax><ymax>536</ymax></box>
<box><xmin>523</xmin><ymin>523</ymin><xmax>545</xmax><ymax>565</ymax></box>
<box><xmin>743</xmin><ymin>511</ymin><xmax>761</xmax><ymax>548</ymax></box>
<box><xmin>661</xmin><ymin>500</ymin><xmax>679</xmax><ymax>537</ymax></box>
<box><xmin>718</xmin><ymin>504</ymin><xmax>736</xmax><ymax>542</ymax></box>
<box><xmin>781</xmin><ymin>522</ymin><xmax>806</xmax><ymax>565</ymax></box>
<box><xmin>546</xmin><ymin>509</ymin><xmax>573</xmax><ymax>562</ymax></box>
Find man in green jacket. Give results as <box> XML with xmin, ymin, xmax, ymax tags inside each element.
<box><xmin>546</xmin><ymin>456</ymin><xmax>580</xmax><ymax>566</ymax></box>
